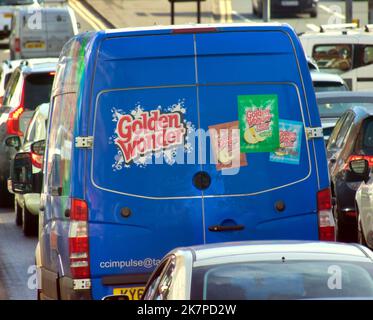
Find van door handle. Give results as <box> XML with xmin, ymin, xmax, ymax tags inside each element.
<box><xmin>208</xmin><ymin>225</ymin><xmax>245</xmax><ymax>232</ymax></box>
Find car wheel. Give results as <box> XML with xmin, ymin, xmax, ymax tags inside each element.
<box><xmin>15</xmin><ymin>199</ymin><xmax>22</xmax><ymax>226</ymax></box>
<box><xmin>0</xmin><ymin>180</ymin><xmax>13</xmax><ymax>208</ymax></box>
<box><xmin>22</xmin><ymin>205</ymin><xmax>38</xmax><ymax>237</ymax></box>
<box><xmin>310</xmin><ymin>9</ymin><xmax>318</xmax><ymax>18</ymax></box>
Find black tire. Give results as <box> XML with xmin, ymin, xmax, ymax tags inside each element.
<box><xmin>22</xmin><ymin>205</ymin><xmax>38</xmax><ymax>237</ymax></box>
<box><xmin>0</xmin><ymin>180</ymin><xmax>13</xmax><ymax>208</ymax></box>
<box><xmin>15</xmin><ymin>198</ymin><xmax>22</xmax><ymax>226</ymax></box>
<box><xmin>310</xmin><ymin>8</ymin><xmax>318</xmax><ymax>18</ymax></box>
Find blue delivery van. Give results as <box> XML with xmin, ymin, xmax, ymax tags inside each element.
<box><xmin>33</xmin><ymin>24</ymin><xmax>332</xmax><ymax>300</ymax></box>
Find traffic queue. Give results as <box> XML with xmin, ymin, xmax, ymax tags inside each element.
<box><xmin>0</xmin><ymin>2</ymin><xmax>372</xmax><ymax>300</ymax></box>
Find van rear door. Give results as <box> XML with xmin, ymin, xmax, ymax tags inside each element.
<box><xmin>46</xmin><ymin>10</ymin><xmax>74</xmax><ymax>57</ymax></box>
<box><xmin>89</xmin><ymin>33</ymin><xmax>204</xmax><ymax>298</ymax></box>
<box><xmin>195</xmin><ymin>31</ymin><xmax>319</xmax><ymax>242</ymax></box>
<box><xmin>20</xmin><ymin>10</ymin><xmax>47</xmax><ymax>58</ymax></box>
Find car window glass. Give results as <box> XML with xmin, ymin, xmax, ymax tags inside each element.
<box><xmin>336</xmin><ymin>113</ymin><xmax>354</xmax><ymax>148</ymax></box>
<box><xmin>24</xmin><ymin>118</ymin><xmax>36</xmax><ymax>143</ymax></box>
<box><xmin>312</xmin><ymin>44</ymin><xmax>353</xmax><ymax>73</ymax></box>
<box><xmin>355</xmin><ymin>45</ymin><xmax>373</xmax><ymax>68</ymax></box>
<box><xmin>327</xmin><ymin>113</ymin><xmax>347</xmax><ymax>149</ymax></box>
<box><xmin>362</xmin><ymin>119</ymin><xmax>373</xmax><ymax>149</ymax></box>
<box><xmin>3</xmin><ymin>69</ymin><xmax>20</xmax><ymax>107</ymax></box>
<box><xmin>143</xmin><ymin>260</ymin><xmax>170</xmax><ymax>300</ymax></box>
<box><xmin>153</xmin><ymin>256</ymin><xmax>176</xmax><ymax>300</ymax></box>
<box><xmin>46</xmin><ymin>93</ymin><xmax>77</xmax><ymax>197</ymax></box>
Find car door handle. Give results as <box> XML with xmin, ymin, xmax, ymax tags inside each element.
<box><xmin>208</xmin><ymin>225</ymin><xmax>245</xmax><ymax>232</ymax></box>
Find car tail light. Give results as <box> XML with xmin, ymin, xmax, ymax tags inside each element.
<box><xmin>15</xmin><ymin>38</ymin><xmax>20</xmax><ymax>52</ymax></box>
<box><xmin>317</xmin><ymin>188</ymin><xmax>336</xmax><ymax>241</ymax></box>
<box><xmin>68</xmin><ymin>199</ymin><xmax>90</xmax><ymax>279</ymax></box>
<box><xmin>6</xmin><ymin>106</ymin><xmax>24</xmax><ymax>136</ymax></box>
<box><xmin>344</xmin><ymin>155</ymin><xmax>373</xmax><ymax>169</ymax></box>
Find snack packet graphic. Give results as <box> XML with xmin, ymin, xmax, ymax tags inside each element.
<box><xmin>270</xmin><ymin>119</ymin><xmax>303</xmax><ymax>165</ymax></box>
<box><xmin>238</xmin><ymin>94</ymin><xmax>280</xmax><ymax>153</ymax></box>
<box><xmin>209</xmin><ymin>121</ymin><xmax>248</xmax><ymax>171</ymax></box>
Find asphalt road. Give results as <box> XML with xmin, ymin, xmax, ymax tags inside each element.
<box><xmin>0</xmin><ymin>5</ymin><xmax>95</xmax><ymax>300</ymax></box>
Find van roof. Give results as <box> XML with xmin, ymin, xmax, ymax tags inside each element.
<box><xmin>18</xmin><ymin>6</ymin><xmax>71</xmax><ymax>14</ymax></box>
<box><xmin>101</xmin><ymin>22</ymin><xmax>290</xmax><ymax>37</ymax></box>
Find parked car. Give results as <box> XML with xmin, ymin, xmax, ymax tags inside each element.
<box><xmin>300</xmin><ymin>24</ymin><xmax>373</xmax><ymax>91</ymax></box>
<box><xmin>7</xmin><ymin>103</ymin><xmax>49</xmax><ymax>236</ymax></box>
<box><xmin>0</xmin><ymin>0</ymin><xmax>40</xmax><ymax>40</ymax></box>
<box><xmin>311</xmin><ymin>71</ymin><xmax>349</xmax><ymax>93</ymax></box>
<box><xmin>12</xmin><ymin>24</ymin><xmax>330</xmax><ymax>300</ymax></box>
<box><xmin>327</xmin><ymin>105</ymin><xmax>373</xmax><ymax>242</ymax></box>
<box><xmin>351</xmin><ymin>159</ymin><xmax>373</xmax><ymax>250</ymax></box>
<box><xmin>0</xmin><ymin>59</ymin><xmax>22</xmax><ymax>105</ymax></box>
<box><xmin>0</xmin><ymin>58</ymin><xmax>56</xmax><ymax>207</ymax></box>
<box><xmin>252</xmin><ymin>0</ymin><xmax>318</xmax><ymax>18</ymax></box>
<box><xmin>9</xmin><ymin>6</ymin><xmax>78</xmax><ymax>59</ymax></box>
<box><xmin>138</xmin><ymin>241</ymin><xmax>373</xmax><ymax>300</ymax></box>
<box><xmin>316</xmin><ymin>91</ymin><xmax>373</xmax><ymax>141</ymax></box>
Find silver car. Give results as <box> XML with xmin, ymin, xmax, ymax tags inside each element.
<box><xmin>141</xmin><ymin>241</ymin><xmax>373</xmax><ymax>300</ymax></box>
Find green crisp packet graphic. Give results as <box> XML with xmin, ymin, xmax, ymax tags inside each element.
<box><xmin>238</xmin><ymin>94</ymin><xmax>280</xmax><ymax>153</ymax></box>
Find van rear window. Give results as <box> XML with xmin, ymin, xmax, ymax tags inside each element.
<box><xmin>24</xmin><ymin>73</ymin><xmax>54</xmax><ymax>111</ymax></box>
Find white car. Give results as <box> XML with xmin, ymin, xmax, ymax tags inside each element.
<box><xmin>353</xmin><ymin>159</ymin><xmax>373</xmax><ymax>250</ymax></box>
<box><xmin>311</xmin><ymin>71</ymin><xmax>349</xmax><ymax>92</ymax></box>
<box><xmin>109</xmin><ymin>241</ymin><xmax>373</xmax><ymax>300</ymax></box>
<box><xmin>300</xmin><ymin>24</ymin><xmax>373</xmax><ymax>91</ymax></box>
<box><xmin>0</xmin><ymin>0</ymin><xmax>40</xmax><ymax>40</ymax></box>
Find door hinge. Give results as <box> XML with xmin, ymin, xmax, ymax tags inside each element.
<box><xmin>306</xmin><ymin>127</ymin><xmax>324</xmax><ymax>140</ymax></box>
<box><xmin>75</xmin><ymin>136</ymin><xmax>93</xmax><ymax>149</ymax></box>
<box><xmin>73</xmin><ymin>279</ymin><xmax>91</xmax><ymax>290</ymax></box>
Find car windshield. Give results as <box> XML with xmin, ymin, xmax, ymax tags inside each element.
<box><xmin>191</xmin><ymin>260</ymin><xmax>373</xmax><ymax>300</ymax></box>
<box><xmin>0</xmin><ymin>0</ymin><xmax>34</xmax><ymax>5</ymax></box>
<box><xmin>24</xmin><ymin>72</ymin><xmax>54</xmax><ymax>111</ymax></box>
<box><xmin>318</xmin><ymin>102</ymin><xmax>373</xmax><ymax>118</ymax></box>
<box><xmin>313</xmin><ymin>82</ymin><xmax>347</xmax><ymax>93</ymax></box>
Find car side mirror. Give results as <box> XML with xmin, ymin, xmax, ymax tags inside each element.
<box><xmin>5</xmin><ymin>136</ymin><xmax>21</xmax><ymax>150</ymax></box>
<box><xmin>11</xmin><ymin>152</ymin><xmax>33</xmax><ymax>194</ymax></box>
<box><xmin>31</xmin><ymin>140</ymin><xmax>45</xmax><ymax>156</ymax></box>
<box><xmin>349</xmin><ymin>159</ymin><xmax>370</xmax><ymax>183</ymax></box>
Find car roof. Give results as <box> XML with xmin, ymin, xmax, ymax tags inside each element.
<box><xmin>310</xmin><ymin>71</ymin><xmax>344</xmax><ymax>83</ymax></box>
<box><xmin>17</xmin><ymin>58</ymin><xmax>58</xmax><ymax>73</ymax></box>
<box><xmin>316</xmin><ymin>91</ymin><xmax>373</xmax><ymax>100</ymax></box>
<box><xmin>175</xmin><ymin>241</ymin><xmax>373</xmax><ymax>264</ymax></box>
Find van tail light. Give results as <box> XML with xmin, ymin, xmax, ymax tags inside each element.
<box><xmin>344</xmin><ymin>155</ymin><xmax>373</xmax><ymax>170</ymax></box>
<box><xmin>317</xmin><ymin>188</ymin><xmax>336</xmax><ymax>241</ymax></box>
<box><xmin>6</xmin><ymin>106</ymin><xmax>24</xmax><ymax>136</ymax></box>
<box><xmin>68</xmin><ymin>199</ymin><xmax>90</xmax><ymax>279</ymax></box>
<box><xmin>15</xmin><ymin>38</ymin><xmax>20</xmax><ymax>52</ymax></box>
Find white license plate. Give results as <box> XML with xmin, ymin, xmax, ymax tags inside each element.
<box><xmin>282</xmin><ymin>1</ymin><xmax>299</xmax><ymax>6</ymax></box>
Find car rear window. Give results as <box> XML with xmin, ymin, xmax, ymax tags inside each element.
<box><xmin>362</xmin><ymin>118</ymin><xmax>373</xmax><ymax>150</ymax></box>
<box><xmin>313</xmin><ymin>82</ymin><xmax>347</xmax><ymax>93</ymax></box>
<box><xmin>191</xmin><ymin>260</ymin><xmax>373</xmax><ymax>300</ymax></box>
<box><xmin>24</xmin><ymin>73</ymin><xmax>54</xmax><ymax>111</ymax></box>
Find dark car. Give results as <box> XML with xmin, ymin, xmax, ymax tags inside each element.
<box><xmin>316</xmin><ymin>92</ymin><xmax>373</xmax><ymax>141</ymax></box>
<box><xmin>252</xmin><ymin>0</ymin><xmax>318</xmax><ymax>18</ymax></box>
<box><xmin>327</xmin><ymin>105</ymin><xmax>373</xmax><ymax>242</ymax></box>
<box><xmin>0</xmin><ymin>58</ymin><xmax>56</xmax><ymax>207</ymax></box>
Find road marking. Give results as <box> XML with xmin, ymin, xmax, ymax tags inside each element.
<box><xmin>232</xmin><ymin>10</ymin><xmax>253</xmax><ymax>23</ymax></box>
<box><xmin>69</xmin><ymin>0</ymin><xmax>106</xmax><ymax>30</ymax></box>
<box><xmin>319</xmin><ymin>4</ymin><xmax>345</xmax><ymax>20</ymax></box>
<box><xmin>306</xmin><ymin>23</ymin><xmax>320</xmax><ymax>31</ymax></box>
